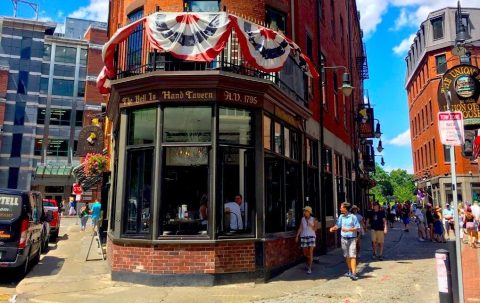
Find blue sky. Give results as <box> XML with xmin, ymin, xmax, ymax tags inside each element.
<box><xmin>2</xmin><ymin>0</ymin><xmax>479</xmax><ymax>173</ymax></box>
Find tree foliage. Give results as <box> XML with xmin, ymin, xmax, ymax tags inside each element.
<box><xmin>370</xmin><ymin>164</ymin><xmax>416</xmax><ymax>205</ymax></box>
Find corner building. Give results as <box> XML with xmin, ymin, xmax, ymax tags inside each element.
<box><xmin>406</xmin><ymin>7</ymin><xmax>480</xmax><ymax>205</ymax></box>
<box><xmin>105</xmin><ymin>0</ymin><xmax>368</xmax><ymax>285</ymax></box>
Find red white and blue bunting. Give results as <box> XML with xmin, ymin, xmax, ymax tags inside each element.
<box><xmin>146</xmin><ymin>12</ymin><xmax>232</xmax><ymax>61</ymax></box>
<box><xmin>97</xmin><ymin>12</ymin><xmax>319</xmax><ymax>94</ymax></box>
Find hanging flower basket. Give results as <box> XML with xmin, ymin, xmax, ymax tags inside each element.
<box><xmin>83</xmin><ymin>153</ymin><xmax>109</xmax><ymax>176</ymax></box>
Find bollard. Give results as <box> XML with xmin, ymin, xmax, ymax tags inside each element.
<box><xmin>436</xmin><ymin>249</ymin><xmax>454</xmax><ymax>303</ymax></box>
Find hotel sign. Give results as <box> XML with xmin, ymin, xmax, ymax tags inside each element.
<box><xmin>438</xmin><ymin>64</ymin><xmax>480</xmax><ymax>125</ymax></box>
<box><xmin>120</xmin><ymin>89</ymin><xmax>262</xmax><ymax>108</ymax></box>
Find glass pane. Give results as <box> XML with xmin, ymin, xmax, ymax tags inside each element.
<box><xmin>285</xmin><ymin>161</ymin><xmax>300</xmax><ymax>231</ymax></box>
<box><xmin>55</xmin><ymin>46</ymin><xmax>76</xmax><ymax>64</ymax></box>
<box><xmin>124</xmin><ymin>149</ymin><xmax>153</xmax><ymax>235</ymax></box>
<box><xmin>161</xmin><ymin>146</ymin><xmax>209</xmax><ymax>236</ymax></box>
<box><xmin>50</xmin><ymin>109</ymin><xmax>71</xmax><ymax>126</ymax></box>
<box><xmin>218</xmin><ymin>147</ymin><xmax>255</xmax><ymax>235</ymax></box>
<box><xmin>274</xmin><ymin>122</ymin><xmax>282</xmax><ymax>154</ymax></box>
<box><xmin>219</xmin><ymin>107</ymin><xmax>253</xmax><ymax>145</ymax></box>
<box><xmin>52</xmin><ymin>79</ymin><xmax>74</xmax><ymax>96</ymax></box>
<box><xmin>80</xmin><ymin>49</ymin><xmax>88</xmax><ymax>65</ymax></box>
<box><xmin>128</xmin><ymin>108</ymin><xmax>156</xmax><ymax>145</ymax></box>
<box><xmin>284</xmin><ymin>128</ymin><xmax>290</xmax><ymax>158</ymax></box>
<box><xmin>40</xmin><ymin>78</ymin><xmax>49</xmax><ymax>94</ymax></box>
<box><xmin>43</xmin><ymin>44</ymin><xmax>51</xmax><ymax>61</ymax></box>
<box><xmin>263</xmin><ymin>115</ymin><xmax>271</xmax><ymax>150</ymax></box>
<box><xmin>185</xmin><ymin>1</ymin><xmax>219</xmax><ymax>12</ymax></box>
<box><xmin>265</xmin><ymin>155</ymin><xmax>284</xmax><ymax>233</ymax></box>
<box><xmin>163</xmin><ymin>107</ymin><xmax>211</xmax><ymax>142</ymax></box>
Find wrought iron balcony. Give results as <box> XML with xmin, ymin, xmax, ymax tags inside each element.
<box><xmin>112</xmin><ymin>23</ymin><xmax>308</xmax><ymax>106</ymax></box>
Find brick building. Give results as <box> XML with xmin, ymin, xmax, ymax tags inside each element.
<box><xmin>103</xmin><ymin>0</ymin><xmax>368</xmax><ymax>285</ymax></box>
<box><xmin>0</xmin><ymin>17</ymin><xmax>106</xmax><ymax>203</ymax></box>
<box><xmin>406</xmin><ymin>6</ymin><xmax>480</xmax><ymax>205</ymax></box>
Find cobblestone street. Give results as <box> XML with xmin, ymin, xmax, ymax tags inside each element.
<box><xmin>2</xmin><ymin>219</ymin><xmax>475</xmax><ymax>303</ymax></box>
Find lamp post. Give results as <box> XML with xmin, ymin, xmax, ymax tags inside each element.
<box><xmin>319</xmin><ymin>65</ymin><xmax>354</xmax><ymax>254</ymax></box>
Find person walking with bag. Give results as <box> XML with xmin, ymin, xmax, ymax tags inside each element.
<box><xmin>296</xmin><ymin>206</ymin><xmax>318</xmax><ymax>274</ymax></box>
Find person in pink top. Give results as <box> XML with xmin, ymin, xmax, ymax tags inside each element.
<box><xmin>296</xmin><ymin>206</ymin><xmax>318</xmax><ymax>274</ymax></box>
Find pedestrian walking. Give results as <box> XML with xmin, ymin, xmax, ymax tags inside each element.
<box><xmin>79</xmin><ymin>203</ymin><xmax>90</xmax><ymax>231</ymax></box>
<box><xmin>401</xmin><ymin>201</ymin><xmax>411</xmax><ymax>232</ymax></box>
<box><xmin>414</xmin><ymin>205</ymin><xmax>427</xmax><ymax>241</ymax></box>
<box><xmin>464</xmin><ymin>207</ymin><xmax>477</xmax><ymax>248</ymax></box>
<box><xmin>296</xmin><ymin>206</ymin><xmax>318</xmax><ymax>274</ymax></box>
<box><xmin>351</xmin><ymin>205</ymin><xmax>365</xmax><ymax>259</ymax></box>
<box><xmin>329</xmin><ymin>202</ymin><xmax>361</xmax><ymax>281</ymax></box>
<box><xmin>68</xmin><ymin>197</ymin><xmax>77</xmax><ymax>216</ymax></box>
<box><xmin>433</xmin><ymin>211</ymin><xmax>446</xmax><ymax>243</ymax></box>
<box><xmin>366</xmin><ymin>202</ymin><xmax>388</xmax><ymax>260</ymax></box>
<box><xmin>425</xmin><ymin>204</ymin><xmax>434</xmax><ymax>241</ymax></box>
<box><xmin>442</xmin><ymin>203</ymin><xmax>455</xmax><ymax>239</ymax></box>
<box><xmin>90</xmin><ymin>200</ymin><xmax>102</xmax><ymax>233</ymax></box>
<box><xmin>387</xmin><ymin>204</ymin><xmax>396</xmax><ymax>228</ymax></box>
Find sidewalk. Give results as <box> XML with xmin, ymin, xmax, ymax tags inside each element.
<box><xmin>462</xmin><ymin>243</ymin><xmax>480</xmax><ymax>303</ymax></box>
<box><xmin>13</xmin><ymin>220</ymin><xmax>437</xmax><ymax>303</ymax></box>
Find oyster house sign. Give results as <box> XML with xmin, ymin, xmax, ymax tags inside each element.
<box><xmin>438</xmin><ymin>64</ymin><xmax>480</xmax><ymax>125</ymax></box>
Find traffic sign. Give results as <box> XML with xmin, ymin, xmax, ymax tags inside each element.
<box><xmin>438</xmin><ymin>111</ymin><xmax>465</xmax><ymax>146</ymax></box>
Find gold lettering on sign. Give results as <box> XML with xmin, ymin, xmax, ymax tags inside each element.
<box><xmin>223</xmin><ymin>90</ymin><xmax>258</xmax><ymax>105</ymax></box>
<box><xmin>121</xmin><ymin>92</ymin><xmax>157</xmax><ymax>106</ymax></box>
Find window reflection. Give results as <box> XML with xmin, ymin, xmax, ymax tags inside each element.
<box><xmin>263</xmin><ymin>115</ymin><xmax>271</xmax><ymax>150</ymax></box>
<box><xmin>219</xmin><ymin>107</ymin><xmax>253</xmax><ymax>145</ymax></box>
<box><xmin>124</xmin><ymin>149</ymin><xmax>153</xmax><ymax>235</ymax></box>
<box><xmin>184</xmin><ymin>0</ymin><xmax>219</xmax><ymax>12</ymax></box>
<box><xmin>128</xmin><ymin>108</ymin><xmax>156</xmax><ymax>145</ymax></box>
<box><xmin>163</xmin><ymin>107</ymin><xmax>211</xmax><ymax>142</ymax></box>
<box><xmin>161</xmin><ymin>146</ymin><xmax>209</xmax><ymax>236</ymax></box>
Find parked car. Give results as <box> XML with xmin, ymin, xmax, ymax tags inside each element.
<box><xmin>0</xmin><ymin>189</ymin><xmax>52</xmax><ymax>276</ymax></box>
<box><xmin>42</xmin><ymin>199</ymin><xmax>60</xmax><ymax>241</ymax></box>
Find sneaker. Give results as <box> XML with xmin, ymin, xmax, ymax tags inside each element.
<box><xmin>372</xmin><ymin>254</ymin><xmax>377</xmax><ymax>260</ymax></box>
<box><xmin>419</xmin><ymin>238</ymin><xmax>425</xmax><ymax>242</ymax></box>
<box><xmin>344</xmin><ymin>272</ymin><xmax>352</xmax><ymax>278</ymax></box>
<box><xmin>350</xmin><ymin>274</ymin><xmax>359</xmax><ymax>281</ymax></box>
<box><xmin>378</xmin><ymin>255</ymin><xmax>383</xmax><ymax>261</ymax></box>
<box><xmin>307</xmin><ymin>268</ymin><xmax>312</xmax><ymax>274</ymax></box>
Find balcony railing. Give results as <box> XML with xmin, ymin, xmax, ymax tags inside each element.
<box><xmin>112</xmin><ymin>23</ymin><xmax>307</xmax><ymax>106</ymax></box>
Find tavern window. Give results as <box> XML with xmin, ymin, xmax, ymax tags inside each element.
<box><xmin>266</xmin><ymin>7</ymin><xmax>287</xmax><ymax>34</ymax></box>
<box><xmin>184</xmin><ymin>1</ymin><xmax>220</xmax><ymax>12</ymax></box>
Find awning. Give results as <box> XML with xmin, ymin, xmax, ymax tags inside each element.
<box><xmin>35</xmin><ymin>165</ymin><xmax>74</xmax><ymax>177</ymax></box>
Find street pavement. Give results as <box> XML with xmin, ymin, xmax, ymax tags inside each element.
<box><xmin>1</xmin><ymin>218</ymin><xmax>477</xmax><ymax>303</ymax></box>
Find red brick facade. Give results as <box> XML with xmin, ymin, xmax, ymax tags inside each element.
<box><xmin>108</xmin><ymin>240</ymin><xmax>255</xmax><ymax>275</ymax></box>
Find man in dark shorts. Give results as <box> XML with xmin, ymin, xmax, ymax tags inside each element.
<box><xmin>425</xmin><ymin>204</ymin><xmax>434</xmax><ymax>240</ymax></box>
<box><xmin>366</xmin><ymin>202</ymin><xmax>388</xmax><ymax>260</ymax></box>
<box><xmin>330</xmin><ymin>202</ymin><xmax>361</xmax><ymax>280</ymax></box>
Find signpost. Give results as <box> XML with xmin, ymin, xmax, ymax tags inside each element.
<box><xmin>438</xmin><ymin>111</ymin><xmax>465</xmax><ymax>146</ymax></box>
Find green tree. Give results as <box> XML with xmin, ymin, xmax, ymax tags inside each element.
<box><xmin>369</xmin><ymin>164</ymin><xmax>415</xmax><ymax>205</ymax></box>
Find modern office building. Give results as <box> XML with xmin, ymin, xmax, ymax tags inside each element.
<box><xmin>406</xmin><ymin>6</ymin><xmax>480</xmax><ymax>205</ymax></box>
<box><xmin>0</xmin><ymin>17</ymin><xmax>106</xmax><ymax>203</ymax></box>
<box><xmin>102</xmin><ymin>0</ymin><xmax>369</xmax><ymax>285</ymax></box>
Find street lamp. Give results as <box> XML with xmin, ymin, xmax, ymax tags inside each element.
<box><xmin>374</xmin><ymin>119</ymin><xmax>382</xmax><ymax>139</ymax></box>
<box><xmin>377</xmin><ymin>139</ymin><xmax>384</xmax><ymax>153</ymax></box>
<box><xmin>322</xmin><ymin>66</ymin><xmax>354</xmax><ymax>97</ymax></box>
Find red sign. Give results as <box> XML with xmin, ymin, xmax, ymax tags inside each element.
<box><xmin>72</xmin><ymin>183</ymin><xmax>83</xmax><ymax>195</ymax></box>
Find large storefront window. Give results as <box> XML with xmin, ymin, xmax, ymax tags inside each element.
<box><xmin>217</xmin><ymin>107</ymin><xmax>255</xmax><ymax>237</ymax></box>
<box><xmin>123</xmin><ymin>108</ymin><xmax>156</xmax><ymax>236</ymax></box>
<box><xmin>161</xmin><ymin>146</ymin><xmax>209</xmax><ymax>236</ymax></box>
<box><xmin>305</xmin><ymin>138</ymin><xmax>319</xmax><ymax>218</ymax></box>
<box><xmin>124</xmin><ymin>149</ymin><xmax>153</xmax><ymax>235</ymax></box>
<box><xmin>323</xmin><ymin>147</ymin><xmax>334</xmax><ymax>217</ymax></box>
<box><xmin>335</xmin><ymin>153</ymin><xmax>345</xmax><ymax>206</ymax></box>
<box><xmin>160</xmin><ymin>106</ymin><xmax>212</xmax><ymax>237</ymax></box>
<box><xmin>264</xmin><ymin>115</ymin><xmax>301</xmax><ymax>233</ymax></box>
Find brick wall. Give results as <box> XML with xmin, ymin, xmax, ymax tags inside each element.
<box><xmin>108</xmin><ymin>239</ymin><xmax>255</xmax><ymax>275</ymax></box>
<box><xmin>84</xmin><ymin>27</ymin><xmax>108</xmax><ymax>44</ymax></box>
<box><xmin>264</xmin><ymin>237</ymin><xmax>301</xmax><ymax>269</ymax></box>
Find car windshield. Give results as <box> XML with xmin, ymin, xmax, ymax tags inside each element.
<box><xmin>0</xmin><ymin>194</ymin><xmax>22</xmax><ymax>220</ymax></box>
<box><xmin>43</xmin><ymin>201</ymin><xmax>56</xmax><ymax>207</ymax></box>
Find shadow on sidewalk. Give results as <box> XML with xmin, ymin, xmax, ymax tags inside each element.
<box><xmin>27</xmin><ymin>256</ymin><xmax>65</xmax><ymax>278</ymax></box>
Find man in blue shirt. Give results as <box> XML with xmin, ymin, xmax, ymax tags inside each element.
<box><xmin>90</xmin><ymin>200</ymin><xmax>102</xmax><ymax>233</ymax></box>
<box><xmin>330</xmin><ymin>202</ymin><xmax>361</xmax><ymax>280</ymax></box>
<box><xmin>442</xmin><ymin>203</ymin><xmax>454</xmax><ymax>239</ymax></box>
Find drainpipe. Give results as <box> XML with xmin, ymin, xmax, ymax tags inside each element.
<box><xmin>317</xmin><ymin>0</ymin><xmax>327</xmax><ymax>255</ymax></box>
<box><xmin>291</xmin><ymin>0</ymin><xmax>295</xmax><ymax>40</ymax></box>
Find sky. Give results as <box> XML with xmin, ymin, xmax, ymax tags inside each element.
<box><xmin>1</xmin><ymin>0</ymin><xmax>479</xmax><ymax>174</ymax></box>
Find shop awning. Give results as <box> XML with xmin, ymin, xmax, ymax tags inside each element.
<box><xmin>35</xmin><ymin>165</ymin><xmax>74</xmax><ymax>177</ymax></box>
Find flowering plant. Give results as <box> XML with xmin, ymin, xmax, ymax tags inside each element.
<box><xmin>83</xmin><ymin>153</ymin><xmax>109</xmax><ymax>176</ymax></box>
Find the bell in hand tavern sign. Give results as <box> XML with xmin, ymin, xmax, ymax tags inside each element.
<box><xmin>76</xmin><ymin>125</ymin><xmax>104</xmax><ymax>157</ymax></box>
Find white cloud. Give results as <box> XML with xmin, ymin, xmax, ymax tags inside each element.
<box><xmin>57</xmin><ymin>11</ymin><xmax>64</xmax><ymax>19</ymax></box>
<box><xmin>387</xmin><ymin>129</ymin><xmax>411</xmax><ymax>146</ymax></box>
<box><xmin>392</xmin><ymin>33</ymin><xmax>416</xmax><ymax>55</ymax></box>
<box><xmin>69</xmin><ymin>0</ymin><xmax>109</xmax><ymax>22</ymax></box>
<box><xmin>356</xmin><ymin>0</ymin><xmax>390</xmax><ymax>37</ymax></box>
